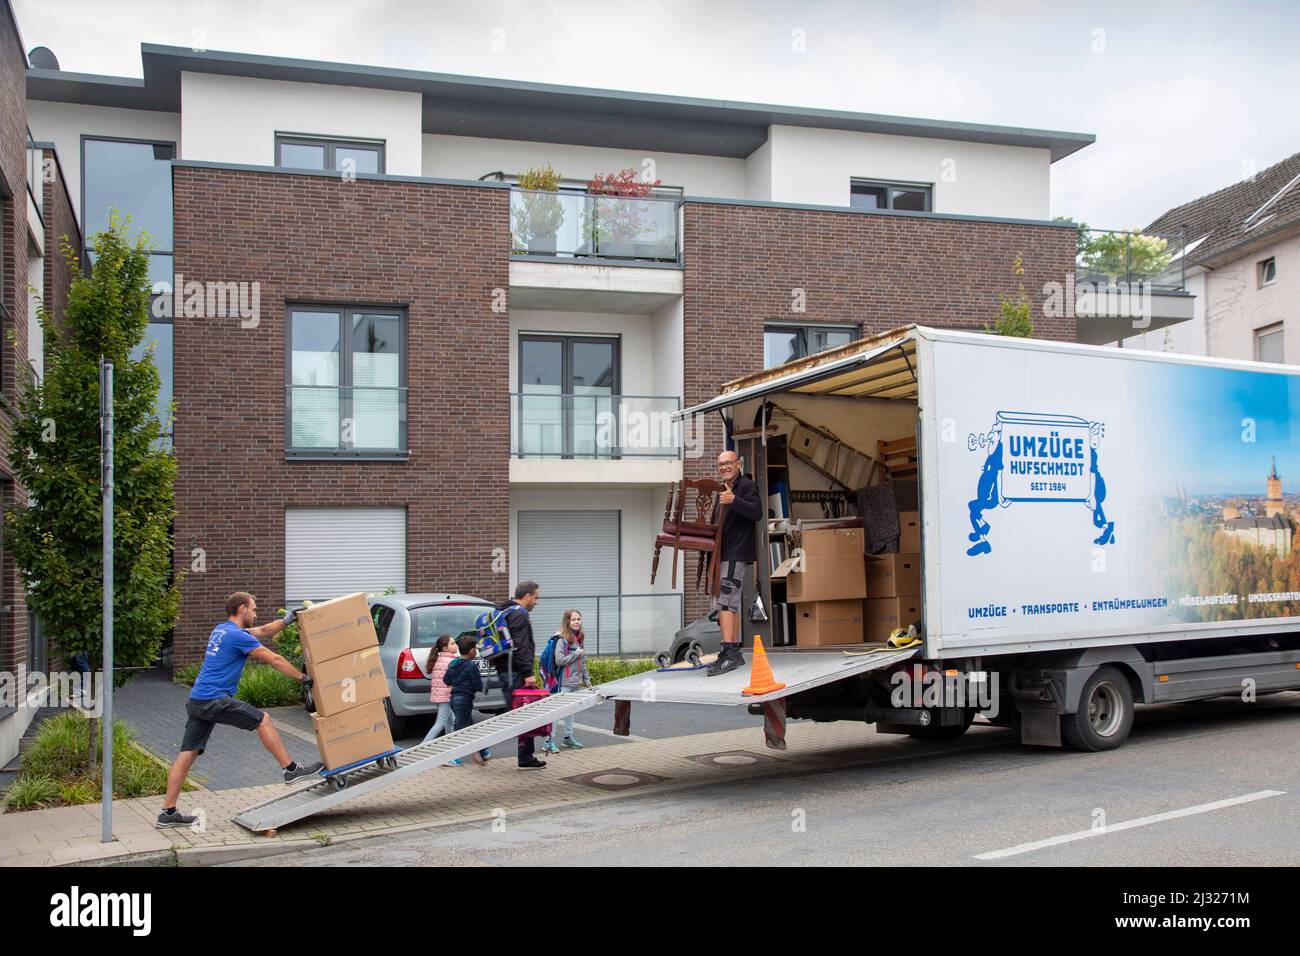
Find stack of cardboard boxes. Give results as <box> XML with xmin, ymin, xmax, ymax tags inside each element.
<box><xmin>295</xmin><ymin>592</ymin><xmax>395</xmax><ymax>769</ymax></box>
<box><xmin>773</xmin><ymin>513</ymin><xmax>922</xmax><ymax>646</ymax></box>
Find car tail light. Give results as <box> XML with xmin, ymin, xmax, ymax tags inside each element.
<box><xmin>397</xmin><ymin>648</ymin><xmax>423</xmax><ymax>678</ymax></box>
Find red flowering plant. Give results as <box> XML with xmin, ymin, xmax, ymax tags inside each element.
<box><xmin>584</xmin><ymin>168</ymin><xmax>662</xmax><ymax>254</ymax></box>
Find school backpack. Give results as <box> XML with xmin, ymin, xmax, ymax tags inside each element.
<box><xmin>538</xmin><ymin>635</ymin><xmax>561</xmax><ymax>685</ymax></box>
<box><xmin>475</xmin><ymin>606</ymin><xmax>513</xmax><ymax>658</ymax></box>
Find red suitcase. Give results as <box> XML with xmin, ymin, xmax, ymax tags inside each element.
<box><xmin>512</xmin><ymin>688</ymin><xmax>553</xmax><ymax>737</ymax></box>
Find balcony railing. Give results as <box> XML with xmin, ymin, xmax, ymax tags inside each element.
<box><xmin>530</xmin><ymin>593</ymin><xmax>683</xmax><ymax>657</ymax></box>
<box><xmin>1073</xmin><ymin>226</ymin><xmax>1188</xmax><ymax>292</ymax></box>
<box><xmin>26</xmin><ymin>143</ymin><xmax>44</xmax><ymax>230</ymax></box>
<box><xmin>510</xmin><ymin>393</ymin><xmax>682</xmax><ymax>459</ymax></box>
<box><xmin>510</xmin><ymin>188</ymin><xmax>680</xmax><ymax>263</ymax></box>
<box><xmin>285</xmin><ymin>384</ymin><xmax>408</xmax><ymax>456</ymax></box>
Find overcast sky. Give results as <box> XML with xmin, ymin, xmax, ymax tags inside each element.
<box><xmin>16</xmin><ymin>0</ymin><xmax>1300</xmax><ymax>228</ymax></box>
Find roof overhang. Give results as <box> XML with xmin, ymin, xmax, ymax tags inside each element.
<box><xmin>677</xmin><ymin>327</ymin><xmax>919</xmax><ymax>420</ymax></box>
<box><xmin>27</xmin><ymin>44</ymin><xmax>1095</xmax><ymax>161</ymax></box>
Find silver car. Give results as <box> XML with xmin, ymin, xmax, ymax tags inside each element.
<box><xmin>367</xmin><ymin>593</ymin><xmax>515</xmax><ymax>737</ymax></box>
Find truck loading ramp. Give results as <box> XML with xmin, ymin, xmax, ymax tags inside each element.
<box><xmin>232</xmin><ymin>689</ymin><xmax>603</xmax><ymax>833</ymax></box>
<box><xmin>232</xmin><ymin>647</ymin><xmax>916</xmax><ymax>832</ymax></box>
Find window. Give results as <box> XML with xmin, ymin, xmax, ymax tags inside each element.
<box><xmin>517</xmin><ymin>334</ymin><xmax>618</xmax><ymax>458</ymax></box>
<box><xmin>82</xmin><ymin>137</ymin><xmax>175</xmax><ymax>285</ymax></box>
<box><xmin>371</xmin><ymin>604</ymin><xmax>396</xmax><ymax>647</ymax></box>
<box><xmin>850</xmin><ymin>179</ymin><xmax>932</xmax><ymax>212</ymax></box>
<box><xmin>409</xmin><ymin>604</ymin><xmax>490</xmax><ymax>648</ymax></box>
<box><xmin>1256</xmin><ymin>324</ymin><xmax>1284</xmax><ymax>363</ymax></box>
<box><xmin>1259</xmin><ymin>257</ymin><xmax>1278</xmax><ymax>287</ymax></box>
<box><xmin>764</xmin><ymin>325</ymin><xmax>857</xmax><ymax>368</ymax></box>
<box><xmin>129</xmin><ymin>320</ymin><xmax>173</xmax><ymax>449</ymax></box>
<box><xmin>287</xmin><ymin>305</ymin><xmax>406</xmax><ymax>455</ymax></box>
<box><xmin>275</xmin><ymin>135</ymin><xmax>385</xmax><ymax>175</ymax></box>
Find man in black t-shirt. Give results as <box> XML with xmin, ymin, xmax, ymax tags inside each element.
<box><xmin>708</xmin><ymin>449</ymin><xmax>763</xmax><ymax>677</ymax></box>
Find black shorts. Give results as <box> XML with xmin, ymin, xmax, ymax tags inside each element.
<box><xmin>181</xmin><ymin>696</ymin><xmax>265</xmax><ymax>754</ymax></box>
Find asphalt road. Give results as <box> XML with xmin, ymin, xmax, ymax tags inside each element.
<box><xmin>241</xmin><ymin>693</ymin><xmax>1300</xmax><ymax>867</ymax></box>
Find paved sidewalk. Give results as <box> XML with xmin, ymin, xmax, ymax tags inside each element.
<box><xmin>115</xmin><ymin>670</ymin><xmax>322</xmax><ymax>790</ymax></box>
<box><xmin>0</xmin><ymin>715</ymin><xmax>1013</xmax><ymax>867</ymax></box>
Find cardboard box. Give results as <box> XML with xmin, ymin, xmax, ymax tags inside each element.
<box><xmin>795</xmin><ymin>599</ymin><xmax>864</xmax><ymax>647</ymax></box>
<box><xmin>311</xmin><ymin>698</ymin><xmax>394</xmax><ymax>770</ymax></box>
<box><xmin>306</xmin><ymin>646</ymin><xmax>390</xmax><ymax>717</ymax></box>
<box><xmin>296</xmin><ymin>592</ymin><xmax>378</xmax><ymax>667</ymax></box>
<box><xmin>865</xmin><ymin>553</ymin><xmax>920</xmax><ymax>598</ymax></box>
<box><xmin>863</xmin><ymin>596</ymin><xmax>921</xmax><ymax>642</ymax></box>
<box><xmin>772</xmin><ymin>527</ymin><xmax>867</xmax><ymax>602</ymax></box>
<box><xmin>898</xmin><ymin>512</ymin><xmax>921</xmax><ymax>553</ymax></box>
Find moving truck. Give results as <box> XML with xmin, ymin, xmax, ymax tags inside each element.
<box><xmin>602</xmin><ymin>325</ymin><xmax>1300</xmax><ymax>752</ymax></box>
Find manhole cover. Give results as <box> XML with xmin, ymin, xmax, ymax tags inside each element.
<box><xmin>561</xmin><ymin>767</ymin><xmax>671</xmax><ymax>791</ymax></box>
<box><xmin>684</xmin><ymin>749</ymin><xmax>782</xmax><ymax>769</ymax></box>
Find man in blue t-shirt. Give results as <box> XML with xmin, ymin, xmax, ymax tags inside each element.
<box><xmin>157</xmin><ymin>591</ymin><xmax>321</xmax><ymax>829</ymax></box>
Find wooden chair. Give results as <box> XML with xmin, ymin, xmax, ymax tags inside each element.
<box><xmin>877</xmin><ymin>435</ymin><xmax>918</xmax><ymax>480</ymax></box>
<box><xmin>650</xmin><ymin>479</ymin><xmax>726</xmax><ymax>591</ymax></box>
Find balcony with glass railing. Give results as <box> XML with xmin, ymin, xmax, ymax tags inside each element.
<box><xmin>1073</xmin><ymin>226</ymin><xmax>1188</xmax><ymax>292</ymax></box>
<box><xmin>285</xmin><ymin>385</ymin><xmax>408</xmax><ymax>457</ymax></box>
<box><xmin>510</xmin><ymin>188</ymin><xmax>680</xmax><ymax>263</ymax></box>
<box><xmin>529</xmin><ymin>592</ymin><xmax>683</xmax><ymax>657</ymax></box>
<box><xmin>510</xmin><ymin>393</ymin><xmax>682</xmax><ymax>459</ymax></box>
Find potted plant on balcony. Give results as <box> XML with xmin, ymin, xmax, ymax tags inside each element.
<box><xmin>512</xmin><ymin>163</ymin><xmax>565</xmax><ymax>255</ymax></box>
<box><xmin>584</xmin><ymin>168</ymin><xmax>662</xmax><ymax>259</ymax></box>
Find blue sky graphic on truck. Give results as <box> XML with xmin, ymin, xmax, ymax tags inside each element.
<box><xmin>966</xmin><ymin>411</ymin><xmax>1114</xmax><ymax>556</ymax></box>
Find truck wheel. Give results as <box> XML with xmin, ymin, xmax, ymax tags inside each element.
<box><xmin>1062</xmin><ymin>666</ymin><xmax>1133</xmax><ymax>752</ymax></box>
<box><xmin>906</xmin><ymin>709</ymin><xmax>974</xmax><ymax>740</ymax></box>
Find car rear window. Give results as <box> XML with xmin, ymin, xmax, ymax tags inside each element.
<box><xmin>409</xmin><ymin>603</ymin><xmax>490</xmax><ymax>649</ymax></box>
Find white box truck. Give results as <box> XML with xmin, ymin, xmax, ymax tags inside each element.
<box><xmin>598</xmin><ymin>324</ymin><xmax>1300</xmax><ymax>752</ymax></box>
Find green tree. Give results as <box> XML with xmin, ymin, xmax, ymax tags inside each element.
<box><xmin>1080</xmin><ymin>229</ymin><xmax>1172</xmax><ymax>282</ymax></box>
<box><xmin>7</xmin><ymin>211</ymin><xmax>181</xmax><ymax>766</ymax></box>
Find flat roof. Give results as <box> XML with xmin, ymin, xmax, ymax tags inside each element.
<box><xmin>27</xmin><ymin>43</ymin><xmax>1095</xmax><ymax>162</ymax></box>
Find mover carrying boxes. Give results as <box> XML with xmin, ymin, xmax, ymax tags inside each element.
<box><xmin>297</xmin><ymin>592</ymin><xmax>395</xmax><ymax>768</ymax></box>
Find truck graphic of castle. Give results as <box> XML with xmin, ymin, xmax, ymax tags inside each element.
<box><xmin>966</xmin><ymin>411</ymin><xmax>1114</xmax><ymax>556</ymax></box>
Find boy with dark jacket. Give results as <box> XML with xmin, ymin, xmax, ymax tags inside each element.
<box><xmin>444</xmin><ymin>635</ymin><xmax>487</xmax><ymax>766</ymax></box>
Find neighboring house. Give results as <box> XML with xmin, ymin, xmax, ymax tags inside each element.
<box><xmin>1120</xmin><ymin>150</ymin><xmax>1300</xmax><ymax>360</ymax></box>
<box><xmin>0</xmin><ymin>0</ymin><xmax>81</xmax><ymax>765</ymax></box>
<box><xmin>24</xmin><ymin>37</ymin><xmax>1097</xmax><ymax>666</ymax></box>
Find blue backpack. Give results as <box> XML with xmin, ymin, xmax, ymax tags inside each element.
<box><xmin>475</xmin><ymin>606</ymin><xmax>514</xmax><ymax>658</ymax></box>
<box><xmin>539</xmin><ymin>635</ymin><xmax>561</xmax><ymax>685</ymax></box>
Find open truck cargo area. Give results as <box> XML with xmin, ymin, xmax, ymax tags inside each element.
<box><xmin>670</xmin><ymin>324</ymin><xmax>1300</xmax><ymax>752</ymax></box>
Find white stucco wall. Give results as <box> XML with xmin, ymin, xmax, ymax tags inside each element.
<box><xmin>762</xmin><ymin>124</ymin><xmax>1052</xmax><ymax>218</ymax></box>
<box><xmin>421</xmin><ymin>132</ymin><xmax>747</xmax><ymax>196</ymax></box>
<box><xmin>180</xmin><ymin>73</ymin><xmax>423</xmax><ymax>174</ymax></box>
<box><xmin>1204</xmin><ymin>233</ymin><xmax>1300</xmax><ymax>363</ymax></box>
<box><xmin>25</xmin><ymin>100</ymin><xmax>184</xmax><ymax>227</ymax></box>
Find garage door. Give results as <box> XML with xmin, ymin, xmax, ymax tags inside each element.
<box><xmin>285</xmin><ymin>507</ymin><xmax>406</xmax><ymax>603</ymax></box>
<box><xmin>517</xmin><ymin>510</ymin><xmax>619</xmax><ymax>652</ymax></box>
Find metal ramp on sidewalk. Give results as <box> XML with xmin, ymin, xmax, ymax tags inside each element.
<box><xmin>232</xmin><ymin>690</ymin><xmax>603</xmax><ymax>833</ymax></box>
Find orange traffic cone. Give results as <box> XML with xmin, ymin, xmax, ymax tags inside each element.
<box><xmin>742</xmin><ymin>635</ymin><xmax>786</xmax><ymax>696</ymax></box>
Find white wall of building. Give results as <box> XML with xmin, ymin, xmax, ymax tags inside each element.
<box><xmin>745</xmin><ymin>138</ymin><xmax>772</xmax><ymax>200</ymax></box>
<box><xmin>1204</xmin><ymin>233</ymin><xmax>1300</xmax><ymax>363</ymax></box>
<box><xmin>180</xmin><ymin>73</ymin><xmax>423</xmax><ymax>174</ymax></box>
<box><xmin>26</xmin><ymin>100</ymin><xmax>183</xmax><ymax>226</ymax></box>
<box><xmin>763</xmin><ymin>125</ymin><xmax>1052</xmax><ymax>218</ymax></box>
<box><xmin>1119</xmin><ymin>271</ymin><xmax>1208</xmax><ymax>355</ymax></box>
<box><xmin>421</xmin><ymin>132</ymin><xmax>747</xmax><ymax>196</ymax></box>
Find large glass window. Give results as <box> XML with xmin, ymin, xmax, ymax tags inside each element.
<box><xmin>287</xmin><ymin>305</ymin><xmax>406</xmax><ymax>455</ymax></box>
<box><xmin>517</xmin><ymin>334</ymin><xmax>618</xmax><ymax>458</ymax></box>
<box><xmin>850</xmin><ymin>179</ymin><xmax>932</xmax><ymax>213</ymax></box>
<box><xmin>82</xmin><ymin>137</ymin><xmax>175</xmax><ymax>285</ymax></box>
<box><xmin>129</xmin><ymin>320</ymin><xmax>174</xmax><ymax>448</ymax></box>
<box><xmin>764</xmin><ymin>325</ymin><xmax>856</xmax><ymax>368</ymax></box>
<box><xmin>275</xmin><ymin>135</ymin><xmax>384</xmax><ymax>175</ymax></box>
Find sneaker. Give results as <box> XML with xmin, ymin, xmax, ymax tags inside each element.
<box><xmin>448</xmin><ymin>758</ymin><xmax>464</xmax><ymax>766</ymax></box>
<box><xmin>541</xmin><ymin>738</ymin><xmax>560</xmax><ymax>754</ymax></box>
<box><xmin>283</xmin><ymin>760</ymin><xmax>324</xmax><ymax>784</ymax></box>
<box><xmin>156</xmin><ymin>808</ymin><xmax>197</xmax><ymax>829</ymax></box>
<box><xmin>705</xmin><ymin>643</ymin><xmax>744</xmax><ymax>677</ymax></box>
<box><xmin>561</xmin><ymin>736</ymin><xmax>584</xmax><ymax>749</ymax></box>
<box><xmin>483</xmin><ymin>748</ymin><xmax>492</xmax><ymax>761</ymax></box>
<box><xmin>517</xmin><ymin>757</ymin><xmax>548</xmax><ymax>770</ymax></box>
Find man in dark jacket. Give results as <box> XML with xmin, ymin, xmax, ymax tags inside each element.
<box><xmin>496</xmin><ymin>580</ymin><xmax>546</xmax><ymax>769</ymax></box>
<box><xmin>708</xmin><ymin>449</ymin><xmax>763</xmax><ymax>676</ymax></box>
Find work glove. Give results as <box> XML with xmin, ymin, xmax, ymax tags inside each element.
<box><xmin>300</xmin><ymin>674</ymin><xmax>314</xmax><ymax>690</ymax></box>
<box><xmin>281</xmin><ymin>607</ymin><xmax>297</xmax><ymax>626</ymax></box>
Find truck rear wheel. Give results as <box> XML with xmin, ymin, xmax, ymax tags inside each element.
<box><xmin>1061</xmin><ymin>666</ymin><xmax>1133</xmax><ymax>752</ymax></box>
